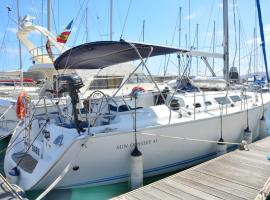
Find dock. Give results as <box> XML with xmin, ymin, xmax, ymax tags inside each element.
<box><xmin>112</xmin><ymin>136</ymin><xmax>270</xmax><ymax>200</ymax></box>
<box><xmin>0</xmin><ymin>173</ymin><xmax>25</xmax><ymax>200</ymax></box>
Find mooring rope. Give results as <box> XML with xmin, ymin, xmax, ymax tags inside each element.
<box><xmin>35</xmin><ymin>162</ymin><xmax>72</xmax><ymax>200</ymax></box>
<box><xmin>35</xmin><ymin>136</ymin><xmax>88</xmax><ymax>200</ymax></box>
<box><xmin>0</xmin><ymin>120</ymin><xmax>23</xmax><ymax>155</ymax></box>
<box><xmin>0</xmin><ymin>104</ymin><xmax>13</xmax><ymax>120</ymax></box>
<box><xmin>257</xmin><ymin>177</ymin><xmax>270</xmax><ymax>199</ymax></box>
<box><xmin>139</xmin><ymin>132</ymin><xmax>245</xmax><ymax>146</ymax></box>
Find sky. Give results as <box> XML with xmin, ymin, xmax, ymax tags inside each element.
<box><xmin>0</xmin><ymin>0</ymin><xmax>270</xmax><ymax>77</ymax></box>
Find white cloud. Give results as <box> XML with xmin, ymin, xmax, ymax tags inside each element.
<box><xmin>7</xmin><ymin>27</ymin><xmax>18</xmax><ymax>34</ymax></box>
<box><xmin>185</xmin><ymin>11</ymin><xmax>199</xmax><ymax>20</ymax></box>
<box><xmin>72</xmin><ymin>27</ymin><xmax>77</xmax><ymax>32</ymax></box>
<box><xmin>247</xmin><ymin>37</ymin><xmax>260</xmax><ymax>45</ymax></box>
<box><xmin>2</xmin><ymin>47</ymin><xmax>27</xmax><ymax>56</ymax></box>
<box><xmin>230</xmin><ymin>3</ymin><xmax>239</xmax><ymax>8</ymax></box>
<box><xmin>218</xmin><ymin>2</ymin><xmax>239</xmax><ymax>9</ymax></box>
<box><xmin>264</xmin><ymin>24</ymin><xmax>270</xmax><ymax>44</ymax></box>
<box><xmin>218</xmin><ymin>3</ymin><xmax>223</xmax><ymax>9</ymax></box>
<box><xmin>8</xmin><ymin>26</ymin><xmax>40</xmax><ymax>36</ymax></box>
<box><xmin>217</xmin><ymin>30</ymin><xmax>223</xmax><ymax>35</ymax></box>
<box><xmin>26</xmin><ymin>6</ymin><xmax>41</xmax><ymax>14</ymax></box>
<box><xmin>201</xmin><ymin>32</ymin><xmax>213</xmax><ymax>37</ymax></box>
<box><xmin>247</xmin><ymin>24</ymin><xmax>270</xmax><ymax>45</ymax></box>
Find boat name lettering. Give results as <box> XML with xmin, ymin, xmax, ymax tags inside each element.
<box><xmin>116</xmin><ymin>139</ymin><xmax>157</xmax><ymax>150</ymax></box>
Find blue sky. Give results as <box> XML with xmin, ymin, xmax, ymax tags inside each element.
<box><xmin>0</xmin><ymin>0</ymin><xmax>270</xmax><ymax>77</ymax></box>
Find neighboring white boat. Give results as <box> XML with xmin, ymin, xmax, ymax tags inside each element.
<box><xmin>0</xmin><ymin>70</ymin><xmax>40</xmax><ymax>99</ymax></box>
<box><xmin>190</xmin><ymin>76</ymin><xmax>227</xmax><ymax>90</ymax></box>
<box><xmin>4</xmin><ymin>40</ymin><xmax>270</xmax><ymax>191</ymax></box>
<box><xmin>0</xmin><ymin>15</ymin><xmax>69</xmax><ymax>138</ymax></box>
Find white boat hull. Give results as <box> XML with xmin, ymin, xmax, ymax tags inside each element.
<box><xmin>5</xmin><ymin>102</ymin><xmax>265</xmax><ymax>190</ymax></box>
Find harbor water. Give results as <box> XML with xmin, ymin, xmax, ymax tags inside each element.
<box><xmin>26</xmin><ymin>170</ymin><xmax>176</xmax><ymax>200</ymax></box>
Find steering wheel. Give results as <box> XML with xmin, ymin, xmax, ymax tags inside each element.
<box><xmin>86</xmin><ymin>90</ymin><xmax>115</xmax><ymax>126</ymax></box>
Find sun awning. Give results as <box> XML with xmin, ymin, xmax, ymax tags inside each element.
<box><xmin>54</xmin><ymin>40</ymin><xmax>190</xmax><ymax>70</ymax></box>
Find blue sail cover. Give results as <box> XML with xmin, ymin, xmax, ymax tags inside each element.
<box><xmin>54</xmin><ymin>40</ymin><xmax>189</xmax><ymax>70</ymax></box>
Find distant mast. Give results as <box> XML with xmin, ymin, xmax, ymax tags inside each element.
<box><xmin>142</xmin><ymin>20</ymin><xmax>145</xmax><ymax>42</ymax></box>
<box><xmin>47</xmin><ymin>0</ymin><xmax>51</xmax><ymax>31</ymax></box>
<box><xmin>178</xmin><ymin>7</ymin><xmax>182</xmax><ymax>76</ymax></box>
<box><xmin>238</xmin><ymin>20</ymin><xmax>241</xmax><ymax>79</ymax></box>
<box><xmin>16</xmin><ymin>0</ymin><xmax>23</xmax><ymax>87</ymax></box>
<box><xmin>178</xmin><ymin>7</ymin><xmax>182</xmax><ymax>48</ymax></box>
<box><xmin>255</xmin><ymin>0</ymin><xmax>269</xmax><ymax>83</ymax></box>
<box><xmin>110</xmin><ymin>0</ymin><xmax>113</xmax><ymax>41</ymax></box>
<box><xmin>223</xmin><ymin>0</ymin><xmax>229</xmax><ymax>82</ymax></box>
<box><xmin>196</xmin><ymin>23</ymin><xmax>199</xmax><ymax>75</ymax></box>
<box><xmin>86</xmin><ymin>7</ymin><xmax>89</xmax><ymax>42</ymax></box>
<box><xmin>213</xmin><ymin>21</ymin><xmax>216</xmax><ymax>72</ymax></box>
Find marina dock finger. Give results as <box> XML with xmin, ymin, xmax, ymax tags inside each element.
<box><xmin>112</xmin><ymin>136</ymin><xmax>270</xmax><ymax>200</ymax></box>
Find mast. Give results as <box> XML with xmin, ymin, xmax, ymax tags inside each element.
<box><xmin>179</xmin><ymin>7</ymin><xmax>182</xmax><ymax>48</ymax></box>
<box><xmin>255</xmin><ymin>0</ymin><xmax>269</xmax><ymax>83</ymax></box>
<box><xmin>253</xmin><ymin>27</ymin><xmax>256</xmax><ymax>74</ymax></box>
<box><xmin>164</xmin><ymin>40</ymin><xmax>167</xmax><ymax>77</ymax></box>
<box><xmin>188</xmin><ymin>0</ymin><xmax>191</xmax><ymax>48</ymax></box>
<box><xmin>47</xmin><ymin>0</ymin><xmax>51</xmax><ymax>31</ymax></box>
<box><xmin>238</xmin><ymin>20</ymin><xmax>240</xmax><ymax>79</ymax></box>
<box><xmin>16</xmin><ymin>0</ymin><xmax>23</xmax><ymax>87</ymax></box>
<box><xmin>178</xmin><ymin>7</ymin><xmax>182</xmax><ymax>76</ymax></box>
<box><xmin>86</xmin><ymin>7</ymin><xmax>89</xmax><ymax>42</ymax></box>
<box><xmin>196</xmin><ymin>23</ymin><xmax>199</xmax><ymax>74</ymax></box>
<box><xmin>142</xmin><ymin>20</ymin><xmax>145</xmax><ymax>42</ymax></box>
<box><xmin>213</xmin><ymin>21</ymin><xmax>216</xmax><ymax>72</ymax></box>
<box><xmin>110</xmin><ymin>0</ymin><xmax>113</xmax><ymax>41</ymax></box>
<box><xmin>185</xmin><ymin>34</ymin><xmax>187</xmax><ymax>49</ymax></box>
<box><xmin>223</xmin><ymin>0</ymin><xmax>229</xmax><ymax>82</ymax></box>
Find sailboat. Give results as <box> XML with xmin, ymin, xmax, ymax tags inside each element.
<box><xmin>4</xmin><ymin>0</ymin><xmax>270</xmax><ymax>191</ymax></box>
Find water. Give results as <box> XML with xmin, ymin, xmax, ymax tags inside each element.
<box><xmin>0</xmin><ymin>136</ymin><xmax>11</xmax><ymax>170</ymax></box>
<box><xmin>26</xmin><ymin>183</ymin><xmax>129</xmax><ymax>200</ymax></box>
<box><xmin>26</xmin><ymin>173</ymin><xmax>175</xmax><ymax>200</ymax></box>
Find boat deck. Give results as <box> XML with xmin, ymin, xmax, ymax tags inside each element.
<box><xmin>112</xmin><ymin>136</ymin><xmax>270</xmax><ymax>200</ymax></box>
<box><xmin>0</xmin><ymin>173</ymin><xmax>25</xmax><ymax>200</ymax></box>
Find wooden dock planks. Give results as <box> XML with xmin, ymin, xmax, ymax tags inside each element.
<box><xmin>112</xmin><ymin>137</ymin><xmax>270</xmax><ymax>200</ymax></box>
<box><xmin>0</xmin><ymin>173</ymin><xmax>24</xmax><ymax>200</ymax></box>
